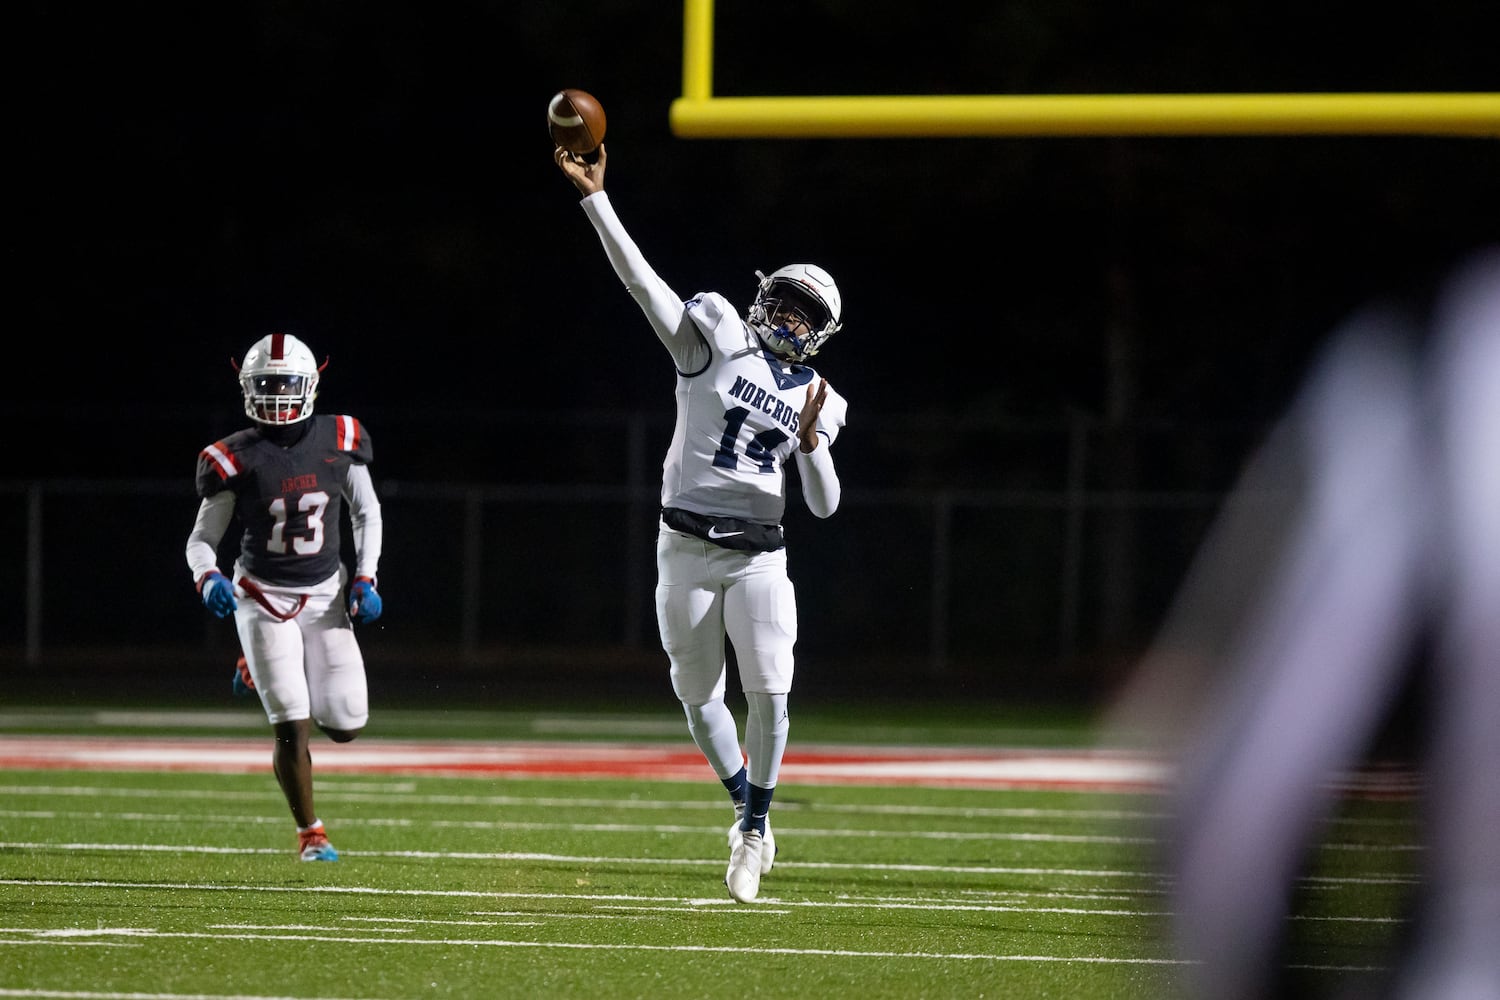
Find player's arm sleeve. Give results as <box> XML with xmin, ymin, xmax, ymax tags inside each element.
<box><xmin>345</xmin><ymin>463</ymin><xmax>383</xmax><ymax>580</ymax></box>
<box><xmin>795</xmin><ymin>445</ymin><xmax>841</xmax><ymax>518</ymax></box>
<box><xmin>795</xmin><ymin>386</ymin><xmax>847</xmax><ymax>518</ymax></box>
<box><xmin>185</xmin><ymin>491</ymin><xmax>235</xmax><ymax>580</ymax></box>
<box><xmin>580</xmin><ymin>191</ymin><xmax>710</xmax><ymax>373</ymax></box>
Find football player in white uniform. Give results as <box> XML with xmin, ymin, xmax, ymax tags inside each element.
<box><xmin>556</xmin><ymin>142</ymin><xmax>848</xmax><ymax>903</ymax></box>
<box><xmin>185</xmin><ymin>332</ymin><xmax>384</xmax><ymax>862</ymax></box>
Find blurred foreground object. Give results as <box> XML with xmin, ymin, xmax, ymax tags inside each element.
<box><xmin>1111</xmin><ymin>247</ymin><xmax>1500</xmax><ymax>1000</ymax></box>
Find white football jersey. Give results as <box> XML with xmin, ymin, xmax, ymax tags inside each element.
<box><xmin>580</xmin><ymin>191</ymin><xmax>848</xmax><ymax>526</ymax></box>
<box><xmin>665</xmin><ymin>291</ymin><xmax>847</xmax><ymax>523</ymax></box>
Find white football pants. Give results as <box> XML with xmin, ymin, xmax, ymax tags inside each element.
<box><xmin>233</xmin><ymin>566</ymin><xmax>369</xmax><ymax>731</ymax></box>
<box><xmin>656</xmin><ymin>525</ymin><xmax>796</xmax><ymax>788</ymax></box>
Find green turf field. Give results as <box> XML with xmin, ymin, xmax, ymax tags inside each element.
<box><xmin>0</xmin><ymin>705</ymin><xmax>1418</xmax><ymax>999</ymax></box>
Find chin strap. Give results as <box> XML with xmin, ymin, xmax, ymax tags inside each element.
<box><xmin>771</xmin><ymin>325</ymin><xmax>806</xmax><ymax>358</ymax></box>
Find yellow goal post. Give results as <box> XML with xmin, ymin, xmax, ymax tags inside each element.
<box><xmin>668</xmin><ymin>0</ymin><xmax>1500</xmax><ymax>139</ymax></box>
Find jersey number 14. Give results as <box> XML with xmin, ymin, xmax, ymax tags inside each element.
<box><xmin>713</xmin><ymin>406</ymin><xmax>787</xmax><ymax>474</ymax></box>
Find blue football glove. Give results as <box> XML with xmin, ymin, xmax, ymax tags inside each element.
<box><xmin>231</xmin><ymin>655</ymin><xmax>256</xmax><ymax>696</ymax></box>
<box><xmin>199</xmin><ymin>570</ymin><xmax>237</xmax><ymax>618</ymax></box>
<box><xmin>349</xmin><ymin>576</ymin><xmax>382</xmax><ymax>625</ymax></box>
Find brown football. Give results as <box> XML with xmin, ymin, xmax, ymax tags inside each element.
<box><xmin>548</xmin><ymin>88</ymin><xmax>607</xmax><ymax>155</ymax></box>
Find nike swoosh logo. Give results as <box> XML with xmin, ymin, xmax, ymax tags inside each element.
<box><xmin>707</xmin><ymin>526</ymin><xmax>744</xmax><ymax>539</ymax></box>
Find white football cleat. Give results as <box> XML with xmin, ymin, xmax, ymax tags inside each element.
<box><xmin>726</xmin><ymin>828</ymin><xmax>764</xmax><ymax>903</ymax></box>
<box><xmin>727</xmin><ymin>816</ymin><xmax>777</xmax><ymax>875</ymax></box>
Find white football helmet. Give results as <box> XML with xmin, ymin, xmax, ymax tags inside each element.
<box><xmin>746</xmin><ymin>263</ymin><xmax>843</xmax><ymax>362</ymax></box>
<box><xmin>238</xmin><ymin>332</ymin><xmax>321</xmax><ymax>425</ymax></box>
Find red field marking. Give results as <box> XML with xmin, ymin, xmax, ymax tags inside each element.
<box><xmin>0</xmin><ymin>735</ymin><xmax>1173</xmax><ymax>792</ymax></box>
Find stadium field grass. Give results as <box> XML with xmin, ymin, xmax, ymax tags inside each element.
<box><xmin>0</xmin><ymin>704</ymin><xmax>1419</xmax><ymax>999</ymax></box>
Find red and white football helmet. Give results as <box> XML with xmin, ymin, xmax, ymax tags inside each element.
<box><xmin>746</xmin><ymin>263</ymin><xmax>843</xmax><ymax>362</ymax></box>
<box><xmin>238</xmin><ymin>333</ymin><xmax>320</xmax><ymax>425</ymax></box>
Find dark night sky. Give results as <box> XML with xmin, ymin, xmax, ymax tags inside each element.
<box><xmin>11</xmin><ymin>1</ymin><xmax>1498</xmax><ymax>481</ymax></box>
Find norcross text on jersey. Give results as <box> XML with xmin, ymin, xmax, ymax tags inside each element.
<box><xmin>728</xmin><ymin>374</ymin><xmax>802</xmax><ymax>435</ymax></box>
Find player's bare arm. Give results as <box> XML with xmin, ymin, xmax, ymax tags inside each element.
<box><xmin>798</xmin><ymin>378</ymin><xmax>829</xmax><ymax>453</ymax></box>
<box><xmin>556</xmin><ymin>143</ymin><xmax>606</xmax><ymax>196</ymax></box>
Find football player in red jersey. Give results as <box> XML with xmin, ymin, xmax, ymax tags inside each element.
<box><xmin>185</xmin><ymin>332</ymin><xmax>384</xmax><ymax>862</ymax></box>
<box><xmin>556</xmin><ymin>142</ymin><xmax>849</xmax><ymax>903</ymax></box>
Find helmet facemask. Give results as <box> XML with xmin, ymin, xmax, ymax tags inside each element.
<box><xmin>244</xmin><ymin>371</ymin><xmax>316</xmax><ymax>424</ymax></box>
<box><xmin>746</xmin><ymin>264</ymin><xmax>843</xmax><ymax>363</ymax></box>
<box><xmin>238</xmin><ymin>333</ymin><xmax>321</xmax><ymax>425</ymax></box>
